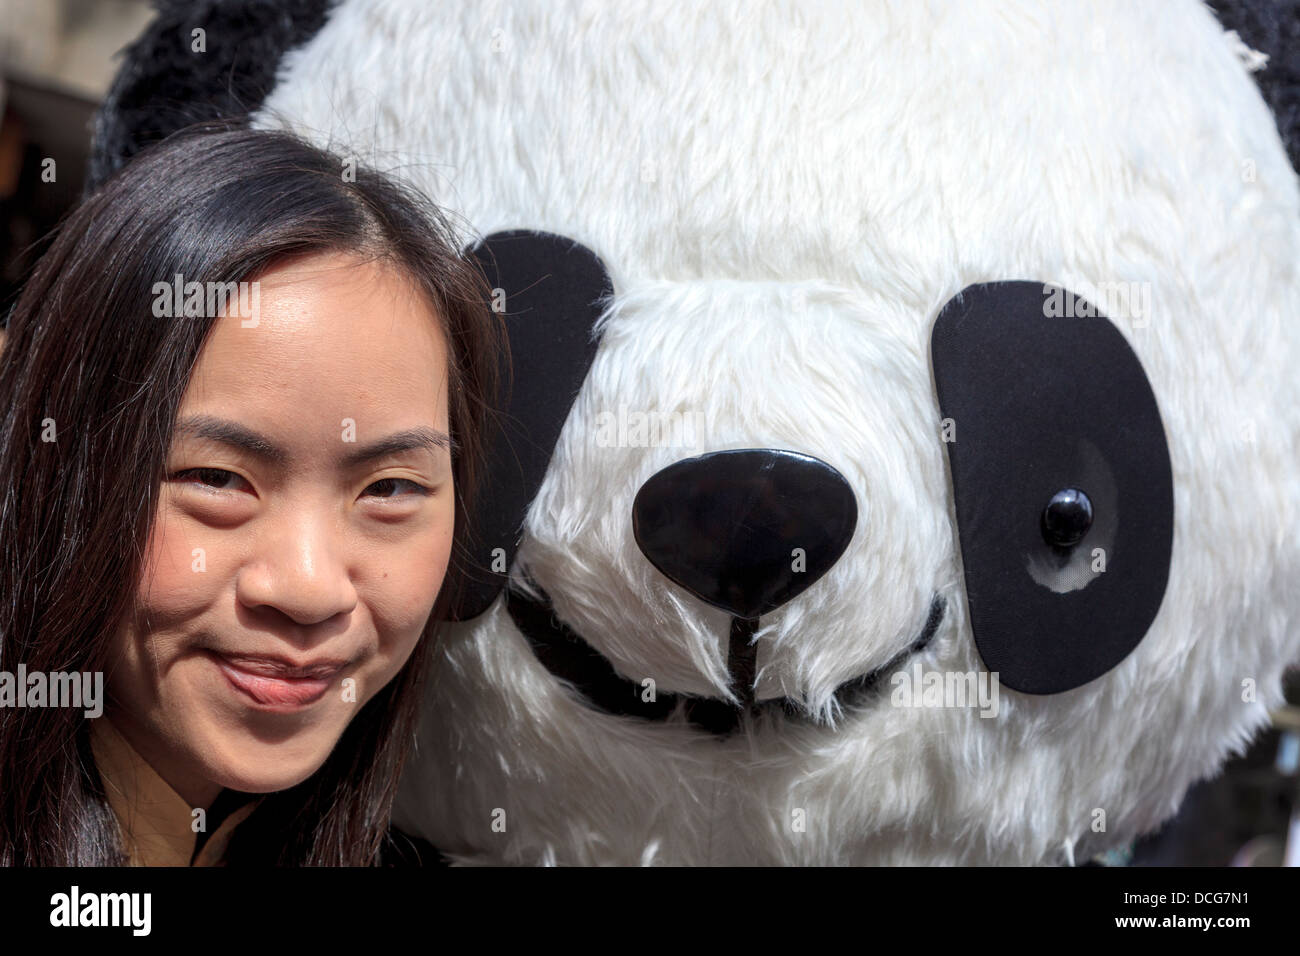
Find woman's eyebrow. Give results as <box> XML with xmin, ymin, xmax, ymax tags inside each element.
<box><xmin>173</xmin><ymin>414</ymin><xmax>453</xmax><ymax>467</ymax></box>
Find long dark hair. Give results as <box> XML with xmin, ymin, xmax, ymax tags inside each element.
<box><xmin>0</xmin><ymin>122</ymin><xmax>504</xmax><ymax>865</ymax></box>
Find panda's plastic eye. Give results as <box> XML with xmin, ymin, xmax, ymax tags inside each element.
<box><xmin>1041</xmin><ymin>488</ymin><xmax>1092</xmax><ymax>548</ymax></box>
<box><xmin>930</xmin><ymin>281</ymin><xmax>1173</xmax><ymax>695</ymax></box>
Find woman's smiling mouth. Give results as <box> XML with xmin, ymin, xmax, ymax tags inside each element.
<box><xmin>207</xmin><ymin>651</ymin><xmax>348</xmax><ymax>710</ymax></box>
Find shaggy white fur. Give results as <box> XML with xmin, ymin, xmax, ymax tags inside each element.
<box><xmin>252</xmin><ymin>0</ymin><xmax>1300</xmax><ymax>864</ymax></box>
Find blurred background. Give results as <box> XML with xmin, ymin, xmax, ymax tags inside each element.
<box><xmin>0</xmin><ymin>0</ymin><xmax>1298</xmax><ymax>867</ymax></box>
<box><xmin>0</xmin><ymin>0</ymin><xmax>151</xmax><ymax>327</ymax></box>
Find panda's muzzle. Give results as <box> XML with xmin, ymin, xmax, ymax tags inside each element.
<box><xmin>506</xmin><ymin>448</ymin><xmax>946</xmax><ymax>736</ymax></box>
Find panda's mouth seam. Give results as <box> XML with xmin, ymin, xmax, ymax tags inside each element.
<box><xmin>505</xmin><ymin>575</ymin><xmax>947</xmax><ymax>737</ymax></box>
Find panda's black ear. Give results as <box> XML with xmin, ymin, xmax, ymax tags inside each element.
<box><xmin>450</xmin><ymin>231</ymin><xmax>613</xmax><ymax>621</ymax></box>
<box><xmin>1207</xmin><ymin>0</ymin><xmax>1300</xmax><ymax>173</ymax></box>
<box><xmin>88</xmin><ymin>0</ymin><xmax>334</xmax><ymax>191</ymax></box>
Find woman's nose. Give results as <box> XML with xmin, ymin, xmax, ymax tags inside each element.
<box><xmin>235</xmin><ymin>510</ymin><xmax>359</xmax><ymax>627</ymax></box>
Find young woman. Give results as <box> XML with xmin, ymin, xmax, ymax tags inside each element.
<box><xmin>0</xmin><ymin>123</ymin><xmax>505</xmax><ymax>865</ymax></box>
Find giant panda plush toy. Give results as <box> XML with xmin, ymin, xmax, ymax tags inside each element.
<box><xmin>92</xmin><ymin>0</ymin><xmax>1300</xmax><ymax>865</ymax></box>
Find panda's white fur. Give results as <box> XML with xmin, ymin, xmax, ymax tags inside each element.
<box><xmin>252</xmin><ymin>0</ymin><xmax>1300</xmax><ymax>864</ymax></box>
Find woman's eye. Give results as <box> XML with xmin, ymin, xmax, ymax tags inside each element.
<box><xmin>363</xmin><ymin>478</ymin><xmax>430</xmax><ymax>499</ymax></box>
<box><xmin>173</xmin><ymin>468</ymin><xmax>251</xmax><ymax>493</ymax></box>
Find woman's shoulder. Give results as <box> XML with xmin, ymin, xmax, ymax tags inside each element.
<box><xmin>379</xmin><ymin>825</ymin><xmax>450</xmax><ymax>867</ymax></box>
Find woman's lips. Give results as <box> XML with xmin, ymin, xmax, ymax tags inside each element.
<box><xmin>209</xmin><ymin>652</ymin><xmax>342</xmax><ymax>709</ymax></box>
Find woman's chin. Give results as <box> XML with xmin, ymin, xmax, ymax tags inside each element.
<box><xmin>200</xmin><ymin>736</ymin><xmax>336</xmax><ymax>795</ymax></box>
<box><xmin>147</xmin><ymin>663</ymin><xmax>354</xmax><ymax>796</ymax></box>
<box><xmin>188</xmin><ymin>703</ymin><xmax>347</xmax><ymax>795</ymax></box>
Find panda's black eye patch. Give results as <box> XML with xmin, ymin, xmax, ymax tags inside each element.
<box><xmin>449</xmin><ymin>230</ymin><xmax>613</xmax><ymax>620</ymax></box>
<box><xmin>929</xmin><ymin>281</ymin><xmax>1173</xmax><ymax>694</ymax></box>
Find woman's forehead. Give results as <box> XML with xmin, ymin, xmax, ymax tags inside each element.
<box><xmin>179</xmin><ymin>253</ymin><xmax>451</xmax><ymax>437</ymax></box>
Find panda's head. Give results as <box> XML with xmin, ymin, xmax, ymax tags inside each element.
<box><xmin>96</xmin><ymin>0</ymin><xmax>1300</xmax><ymax>863</ymax></box>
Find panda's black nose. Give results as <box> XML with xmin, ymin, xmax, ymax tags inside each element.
<box><xmin>631</xmin><ymin>448</ymin><xmax>858</xmax><ymax>620</ymax></box>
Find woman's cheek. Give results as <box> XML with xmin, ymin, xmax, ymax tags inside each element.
<box><xmin>137</xmin><ymin>505</ymin><xmax>228</xmax><ymax>618</ymax></box>
<box><xmin>368</xmin><ymin>515</ymin><xmax>453</xmax><ymax>657</ymax></box>
<box><xmin>108</xmin><ymin>505</ymin><xmax>228</xmax><ymax>707</ymax></box>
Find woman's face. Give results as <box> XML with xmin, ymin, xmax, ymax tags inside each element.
<box><xmin>107</xmin><ymin>251</ymin><xmax>454</xmax><ymax>808</ymax></box>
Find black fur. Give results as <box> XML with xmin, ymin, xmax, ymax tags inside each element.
<box><xmin>87</xmin><ymin>0</ymin><xmax>334</xmax><ymax>193</ymax></box>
